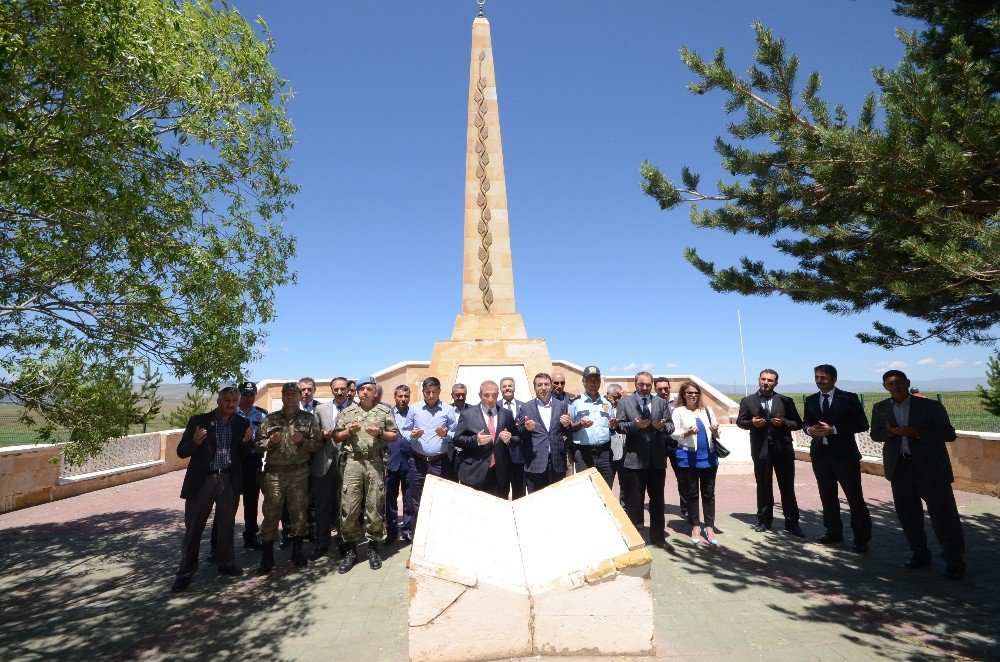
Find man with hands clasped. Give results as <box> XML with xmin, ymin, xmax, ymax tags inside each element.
<box><xmin>516</xmin><ymin>372</ymin><xmax>572</xmax><ymax>494</ymax></box>
<box><xmin>171</xmin><ymin>386</ymin><xmax>254</xmax><ymax>592</ymax></box>
<box><xmin>454</xmin><ymin>380</ymin><xmax>519</xmax><ymax>496</ymax></box>
<box><xmin>616</xmin><ymin>371</ymin><xmax>675</xmax><ymax>546</ymax></box>
<box><xmin>737</xmin><ymin>369</ymin><xmax>805</xmax><ymax>537</ymax></box>
<box><xmin>568</xmin><ymin>366</ymin><xmax>615</xmax><ymax>488</ymax></box>
<box><xmin>254</xmin><ymin>382</ymin><xmax>323</xmax><ymax>575</ymax></box>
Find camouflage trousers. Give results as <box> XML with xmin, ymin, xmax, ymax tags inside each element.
<box><xmin>260</xmin><ymin>463</ymin><xmax>310</xmax><ymax>542</ymax></box>
<box><xmin>340</xmin><ymin>457</ymin><xmax>386</xmax><ymax>544</ymax></box>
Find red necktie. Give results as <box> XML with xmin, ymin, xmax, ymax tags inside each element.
<box><xmin>488</xmin><ymin>410</ymin><xmax>496</xmax><ymax>468</ymax></box>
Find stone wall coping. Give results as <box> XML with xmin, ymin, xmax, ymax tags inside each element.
<box><xmin>58</xmin><ymin>459</ymin><xmax>165</xmax><ymax>485</ymax></box>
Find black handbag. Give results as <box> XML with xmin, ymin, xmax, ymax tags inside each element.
<box><xmin>705</xmin><ymin>407</ymin><xmax>731</xmax><ymax>458</ymax></box>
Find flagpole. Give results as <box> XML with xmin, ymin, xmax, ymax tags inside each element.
<box><xmin>738</xmin><ymin>309</ymin><xmax>749</xmax><ymax>396</ymax></box>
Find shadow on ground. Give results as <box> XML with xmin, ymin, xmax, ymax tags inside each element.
<box><xmin>655</xmin><ymin>496</ymin><xmax>1000</xmax><ymax>660</ymax></box>
<box><xmin>0</xmin><ymin>508</ymin><xmax>335</xmax><ymax>661</ymax></box>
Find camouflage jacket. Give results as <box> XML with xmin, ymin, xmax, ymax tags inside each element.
<box><xmin>334</xmin><ymin>403</ymin><xmax>399</xmax><ymax>462</ymax></box>
<box><xmin>255</xmin><ymin>409</ymin><xmax>322</xmax><ymax>468</ymax></box>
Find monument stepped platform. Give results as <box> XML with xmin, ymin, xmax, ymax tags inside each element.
<box><xmin>1</xmin><ymin>466</ymin><xmax>998</xmax><ymax>660</ymax></box>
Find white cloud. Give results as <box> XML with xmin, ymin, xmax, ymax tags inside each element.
<box><xmin>875</xmin><ymin>360</ymin><xmax>908</xmax><ymax>369</ymax></box>
<box><xmin>613</xmin><ymin>361</ymin><xmax>654</xmax><ymax>374</ymax></box>
<box><xmin>939</xmin><ymin>359</ymin><xmax>965</xmax><ymax>370</ymax></box>
<box><xmin>259</xmin><ymin>345</ymin><xmax>271</xmax><ymax>355</ymax></box>
<box><xmin>973</xmin><ymin>360</ymin><xmax>984</xmax><ymax>366</ymax></box>
<box><xmin>665</xmin><ymin>362</ymin><xmax>678</xmax><ymax>368</ymax></box>
<box><xmin>917</xmin><ymin>357</ymin><xmax>935</xmax><ymax>366</ymax></box>
<box><xmin>279</xmin><ymin>347</ymin><xmax>290</xmax><ymax>353</ymax></box>
<box><xmin>621</xmin><ymin>362</ymin><xmax>638</xmax><ymax>371</ymax></box>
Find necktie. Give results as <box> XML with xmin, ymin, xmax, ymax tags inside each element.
<box><xmin>821</xmin><ymin>393</ymin><xmax>830</xmax><ymax>417</ymax></box>
<box><xmin>641</xmin><ymin>397</ymin><xmax>651</xmax><ymax>420</ymax></box>
<box><xmin>487</xmin><ymin>410</ymin><xmax>496</xmax><ymax>468</ymax></box>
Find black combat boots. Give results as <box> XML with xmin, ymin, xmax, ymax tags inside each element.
<box><xmin>338</xmin><ymin>542</ymin><xmax>358</xmax><ymax>574</ymax></box>
<box><xmin>257</xmin><ymin>541</ymin><xmax>275</xmax><ymax>576</ymax></box>
<box><xmin>291</xmin><ymin>537</ymin><xmax>308</xmax><ymax>568</ymax></box>
<box><xmin>368</xmin><ymin>541</ymin><xmax>382</xmax><ymax>570</ymax></box>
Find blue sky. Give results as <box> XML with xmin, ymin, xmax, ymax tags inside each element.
<box><xmin>232</xmin><ymin>1</ymin><xmax>991</xmax><ymax>389</ymax></box>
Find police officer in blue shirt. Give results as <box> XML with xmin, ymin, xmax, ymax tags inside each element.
<box><xmin>568</xmin><ymin>366</ymin><xmax>615</xmax><ymax>487</ymax></box>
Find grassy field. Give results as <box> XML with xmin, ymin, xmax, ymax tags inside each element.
<box><xmin>723</xmin><ymin>391</ymin><xmax>1000</xmax><ymax>433</ymax></box>
<box><xmin>0</xmin><ymin>402</ymin><xmax>185</xmax><ymax>448</ymax></box>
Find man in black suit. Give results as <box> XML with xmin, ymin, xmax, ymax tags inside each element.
<box><xmin>499</xmin><ymin>376</ymin><xmax>526</xmax><ymax>499</ymax></box>
<box><xmin>871</xmin><ymin>370</ymin><xmax>966</xmax><ymax>579</ymax></box>
<box><xmin>803</xmin><ymin>364</ymin><xmax>872</xmax><ymax>552</ymax></box>
<box><xmin>617</xmin><ymin>371</ymin><xmax>674</xmax><ymax>546</ymax></box>
<box><xmin>737</xmin><ymin>369</ymin><xmax>805</xmax><ymax>537</ymax></box>
<box><xmin>516</xmin><ymin>372</ymin><xmax>572</xmax><ymax>493</ymax></box>
<box><xmin>455</xmin><ymin>380</ymin><xmax>519</xmax><ymax>496</ymax></box>
<box><xmin>172</xmin><ymin>386</ymin><xmax>253</xmax><ymax>591</ymax></box>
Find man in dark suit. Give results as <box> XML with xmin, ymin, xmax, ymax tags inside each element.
<box><xmin>455</xmin><ymin>380</ymin><xmax>519</xmax><ymax>496</ymax></box>
<box><xmin>617</xmin><ymin>371</ymin><xmax>675</xmax><ymax>546</ymax></box>
<box><xmin>871</xmin><ymin>370</ymin><xmax>965</xmax><ymax>579</ymax></box>
<box><xmin>172</xmin><ymin>386</ymin><xmax>253</xmax><ymax>591</ymax></box>
<box><xmin>311</xmin><ymin>377</ymin><xmax>352</xmax><ymax>560</ymax></box>
<box><xmin>499</xmin><ymin>376</ymin><xmax>526</xmax><ymax>499</ymax></box>
<box><xmin>516</xmin><ymin>372</ymin><xmax>572</xmax><ymax>493</ymax></box>
<box><xmin>386</xmin><ymin>384</ymin><xmax>415</xmax><ymax>543</ymax></box>
<box><xmin>803</xmin><ymin>364</ymin><xmax>872</xmax><ymax>552</ymax></box>
<box><xmin>737</xmin><ymin>369</ymin><xmax>805</xmax><ymax>537</ymax></box>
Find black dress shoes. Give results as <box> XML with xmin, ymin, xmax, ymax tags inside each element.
<box><xmin>785</xmin><ymin>525</ymin><xmax>805</xmax><ymax>538</ymax></box>
<box><xmin>218</xmin><ymin>565</ymin><xmax>244</xmax><ymax>577</ymax></box>
<box><xmin>171</xmin><ymin>576</ymin><xmax>192</xmax><ymax>592</ymax></box>
<box><xmin>753</xmin><ymin>523</ymin><xmax>771</xmax><ymax>533</ymax></box>
<box><xmin>816</xmin><ymin>533</ymin><xmax>845</xmax><ymax>545</ymax></box>
<box><xmin>944</xmin><ymin>564</ymin><xmax>966</xmax><ymax>580</ymax></box>
<box><xmin>850</xmin><ymin>541</ymin><xmax>869</xmax><ymax>553</ymax></box>
<box><xmin>904</xmin><ymin>555</ymin><xmax>932</xmax><ymax>570</ymax></box>
<box><xmin>310</xmin><ymin>546</ymin><xmax>328</xmax><ymax>561</ymax></box>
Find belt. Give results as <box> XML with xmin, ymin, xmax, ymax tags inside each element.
<box><xmin>207</xmin><ymin>467</ymin><xmax>232</xmax><ymax>474</ymax></box>
<box><xmin>899</xmin><ymin>452</ymin><xmax>913</xmax><ymax>460</ymax></box>
<box><xmin>411</xmin><ymin>450</ymin><xmax>448</xmax><ymax>462</ymax></box>
<box><xmin>576</xmin><ymin>442</ymin><xmax>611</xmax><ymax>452</ymax></box>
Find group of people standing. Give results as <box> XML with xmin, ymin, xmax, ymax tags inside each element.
<box><xmin>171</xmin><ymin>362</ymin><xmax>967</xmax><ymax>592</ymax></box>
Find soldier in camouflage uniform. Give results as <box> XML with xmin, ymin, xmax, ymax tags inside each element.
<box><xmin>255</xmin><ymin>382</ymin><xmax>323</xmax><ymax>574</ymax></box>
<box><xmin>333</xmin><ymin>376</ymin><xmax>399</xmax><ymax>573</ymax></box>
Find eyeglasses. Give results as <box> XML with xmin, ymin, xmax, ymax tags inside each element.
<box><xmin>552</xmin><ymin>381</ymin><xmax>565</xmax><ymax>385</ymax></box>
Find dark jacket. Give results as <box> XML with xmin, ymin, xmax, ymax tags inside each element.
<box><xmin>803</xmin><ymin>389</ymin><xmax>869</xmax><ymax>461</ymax></box>
<box><xmin>516</xmin><ymin>398</ymin><xmax>570</xmax><ymax>474</ymax></box>
<box><xmin>177</xmin><ymin>410</ymin><xmax>251</xmax><ymax>500</ymax></box>
<box><xmin>736</xmin><ymin>392</ymin><xmax>803</xmax><ymax>460</ymax></box>
<box><xmin>616</xmin><ymin>393</ymin><xmax>674</xmax><ymax>470</ymax></box>
<box><xmin>454</xmin><ymin>406</ymin><xmax>518</xmax><ymax>489</ymax></box>
<box><xmin>870</xmin><ymin>396</ymin><xmax>957</xmax><ymax>482</ymax></box>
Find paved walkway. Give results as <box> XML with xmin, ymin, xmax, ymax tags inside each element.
<box><xmin>1</xmin><ymin>466</ymin><xmax>997</xmax><ymax>661</ymax></box>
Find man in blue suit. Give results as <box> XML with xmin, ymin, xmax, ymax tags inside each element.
<box><xmin>871</xmin><ymin>370</ymin><xmax>965</xmax><ymax>579</ymax></box>
<box><xmin>499</xmin><ymin>376</ymin><xmax>526</xmax><ymax>499</ymax></box>
<box><xmin>804</xmin><ymin>364</ymin><xmax>872</xmax><ymax>552</ymax></box>
<box><xmin>516</xmin><ymin>373</ymin><xmax>572</xmax><ymax>494</ymax></box>
<box><xmin>386</xmin><ymin>385</ymin><xmax>415</xmax><ymax>544</ymax></box>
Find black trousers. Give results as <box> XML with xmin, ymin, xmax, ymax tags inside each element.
<box><xmin>573</xmin><ymin>443</ymin><xmax>613</xmax><ymax>488</ymax></box>
<box><xmin>811</xmin><ymin>446</ymin><xmax>872</xmax><ymax>543</ymax></box>
<box><xmin>408</xmin><ymin>455</ymin><xmax>450</xmax><ymax>532</ymax></box>
<box><xmin>891</xmin><ymin>457</ymin><xmax>965</xmax><ymax>566</ymax></box>
<box><xmin>621</xmin><ymin>465</ymin><xmax>666</xmax><ymax>543</ymax></box>
<box><xmin>210</xmin><ymin>455</ymin><xmax>261</xmax><ymax>551</ymax></box>
<box><xmin>666</xmin><ymin>450</ymin><xmax>686</xmax><ymax>515</ymax></box>
<box><xmin>753</xmin><ymin>444</ymin><xmax>800</xmax><ymax>527</ymax></box>
<box><xmin>312</xmin><ymin>466</ymin><xmax>342</xmax><ymax>548</ymax></box>
<box><xmin>509</xmin><ymin>462</ymin><xmax>526</xmax><ymax>500</ymax></box>
<box><xmin>177</xmin><ymin>473</ymin><xmax>237</xmax><ymax>578</ymax></box>
<box><xmin>524</xmin><ymin>457</ymin><xmax>566</xmax><ymax>494</ymax></box>
<box><xmin>676</xmin><ymin>465</ymin><xmax>718</xmax><ymax>528</ymax></box>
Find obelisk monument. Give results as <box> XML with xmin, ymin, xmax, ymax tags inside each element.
<box><xmin>427</xmin><ymin>12</ymin><xmax>553</xmax><ymax>400</ymax></box>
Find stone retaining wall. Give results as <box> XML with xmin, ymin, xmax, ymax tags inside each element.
<box><xmin>0</xmin><ymin>430</ymin><xmax>187</xmax><ymax>513</ymax></box>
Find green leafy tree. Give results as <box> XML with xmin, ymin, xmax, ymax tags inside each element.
<box><xmin>0</xmin><ymin>0</ymin><xmax>297</xmax><ymax>462</ymax></box>
<box><xmin>166</xmin><ymin>390</ymin><xmax>214</xmax><ymax>430</ymax></box>
<box><xmin>976</xmin><ymin>351</ymin><xmax>1000</xmax><ymax>419</ymax></box>
<box><xmin>640</xmin><ymin>0</ymin><xmax>999</xmax><ymax>348</ymax></box>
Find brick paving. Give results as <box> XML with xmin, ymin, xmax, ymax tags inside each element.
<box><xmin>1</xmin><ymin>464</ymin><xmax>997</xmax><ymax>661</ymax></box>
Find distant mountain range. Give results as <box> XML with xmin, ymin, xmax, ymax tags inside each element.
<box><xmin>713</xmin><ymin>377</ymin><xmax>985</xmax><ymax>395</ymax></box>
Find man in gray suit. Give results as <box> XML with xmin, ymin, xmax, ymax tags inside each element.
<box><xmin>871</xmin><ymin>369</ymin><xmax>965</xmax><ymax>579</ymax></box>
<box><xmin>617</xmin><ymin>371</ymin><xmax>675</xmax><ymax>545</ymax></box>
<box><xmin>310</xmin><ymin>376</ymin><xmax>352</xmax><ymax>560</ymax></box>
<box><xmin>516</xmin><ymin>372</ymin><xmax>572</xmax><ymax>493</ymax></box>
